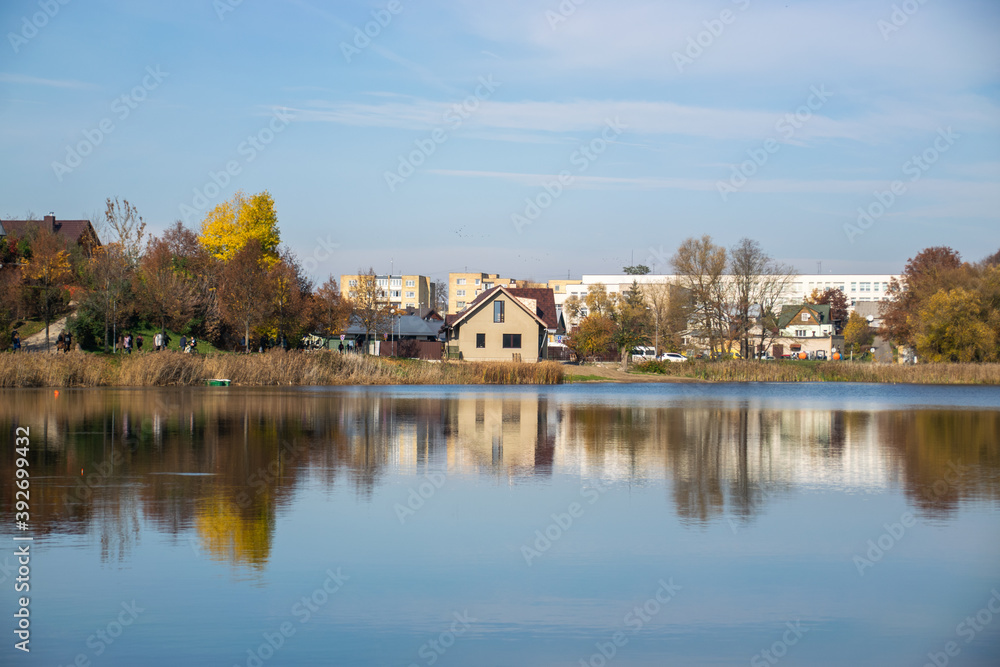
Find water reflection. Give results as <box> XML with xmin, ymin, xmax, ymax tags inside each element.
<box><xmin>1</xmin><ymin>387</ymin><xmax>998</xmax><ymax>571</ymax></box>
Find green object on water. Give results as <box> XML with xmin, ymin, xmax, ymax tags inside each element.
<box><xmin>205</xmin><ymin>379</ymin><xmax>231</xmax><ymax>387</ymax></box>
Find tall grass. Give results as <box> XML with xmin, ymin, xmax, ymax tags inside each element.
<box><xmin>0</xmin><ymin>351</ymin><xmax>565</xmax><ymax>388</ymax></box>
<box><xmin>631</xmin><ymin>359</ymin><xmax>1000</xmax><ymax>384</ymax></box>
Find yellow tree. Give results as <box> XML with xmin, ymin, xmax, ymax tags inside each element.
<box><xmin>199</xmin><ymin>190</ymin><xmax>281</xmax><ymax>263</ymax></box>
<box><xmin>23</xmin><ymin>229</ymin><xmax>72</xmax><ymax>351</ymax></box>
<box><xmin>843</xmin><ymin>311</ymin><xmax>874</xmax><ymax>357</ymax></box>
<box><xmin>915</xmin><ymin>288</ymin><xmax>997</xmax><ymax>362</ymax></box>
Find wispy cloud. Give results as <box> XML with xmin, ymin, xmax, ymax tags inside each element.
<box><xmin>0</xmin><ymin>73</ymin><xmax>95</xmax><ymax>89</ymax></box>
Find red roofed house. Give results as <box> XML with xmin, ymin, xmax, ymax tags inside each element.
<box><xmin>0</xmin><ymin>214</ymin><xmax>102</xmax><ymax>257</ymax></box>
<box><xmin>443</xmin><ymin>286</ymin><xmax>562</xmax><ymax>362</ymax></box>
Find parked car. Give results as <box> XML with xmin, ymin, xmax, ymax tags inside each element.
<box><xmin>660</xmin><ymin>352</ymin><xmax>687</xmax><ymax>363</ymax></box>
<box><xmin>630</xmin><ymin>346</ymin><xmax>657</xmax><ymax>362</ymax></box>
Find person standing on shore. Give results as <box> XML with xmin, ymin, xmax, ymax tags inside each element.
<box><xmin>12</xmin><ymin>330</ymin><xmax>20</xmax><ymax>352</ymax></box>
<box><xmin>180</xmin><ymin>334</ymin><xmax>187</xmax><ymax>352</ymax></box>
<box><xmin>64</xmin><ymin>331</ymin><xmax>72</xmax><ymax>353</ymax></box>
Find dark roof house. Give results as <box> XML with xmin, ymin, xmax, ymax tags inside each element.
<box><xmin>0</xmin><ymin>215</ymin><xmax>102</xmax><ymax>256</ymax></box>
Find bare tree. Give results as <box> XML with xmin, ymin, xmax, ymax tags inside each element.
<box><xmin>104</xmin><ymin>198</ymin><xmax>146</xmax><ymax>267</ymax></box>
<box><xmin>351</xmin><ymin>267</ymin><xmax>391</xmax><ymax>352</ymax></box>
<box><xmin>645</xmin><ymin>280</ymin><xmax>673</xmax><ymax>355</ymax></box>
<box><xmin>671</xmin><ymin>235</ymin><xmax>727</xmax><ymax>356</ymax></box>
<box><xmin>218</xmin><ymin>242</ymin><xmax>275</xmax><ymax>351</ymax></box>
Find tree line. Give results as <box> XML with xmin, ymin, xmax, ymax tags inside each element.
<box><xmin>0</xmin><ymin>193</ymin><xmax>358</xmax><ymax>353</ymax></box>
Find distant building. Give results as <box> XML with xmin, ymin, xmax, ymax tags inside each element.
<box><xmin>778</xmin><ymin>304</ymin><xmax>834</xmax><ymax>338</ymax></box>
<box><xmin>447</xmin><ymin>272</ymin><xmax>544</xmax><ymax>313</ymax></box>
<box><xmin>341</xmin><ymin>273</ymin><xmax>434</xmax><ymax>310</ymax></box>
<box><xmin>0</xmin><ymin>214</ymin><xmax>102</xmax><ymax>256</ymax></box>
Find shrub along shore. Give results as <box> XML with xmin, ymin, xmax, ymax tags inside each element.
<box><xmin>0</xmin><ymin>351</ymin><xmax>565</xmax><ymax>388</ymax></box>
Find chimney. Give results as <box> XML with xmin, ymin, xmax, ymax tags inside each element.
<box><xmin>44</xmin><ymin>214</ymin><xmax>57</xmax><ymax>232</ymax></box>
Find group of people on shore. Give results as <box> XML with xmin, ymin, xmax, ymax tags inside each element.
<box><xmin>120</xmin><ymin>331</ymin><xmax>198</xmax><ymax>353</ymax></box>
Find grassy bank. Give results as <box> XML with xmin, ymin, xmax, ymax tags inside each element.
<box><xmin>630</xmin><ymin>359</ymin><xmax>1000</xmax><ymax>384</ymax></box>
<box><xmin>0</xmin><ymin>351</ymin><xmax>564</xmax><ymax>388</ymax></box>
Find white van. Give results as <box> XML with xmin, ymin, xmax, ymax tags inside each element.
<box><xmin>630</xmin><ymin>346</ymin><xmax>657</xmax><ymax>362</ymax></box>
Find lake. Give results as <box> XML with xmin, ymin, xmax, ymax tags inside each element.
<box><xmin>2</xmin><ymin>383</ymin><xmax>999</xmax><ymax>666</ymax></box>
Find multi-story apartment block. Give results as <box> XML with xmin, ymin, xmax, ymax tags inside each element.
<box><xmin>553</xmin><ymin>273</ymin><xmax>899</xmax><ymax>325</ymax></box>
<box><xmin>447</xmin><ymin>272</ymin><xmax>545</xmax><ymax>313</ymax></box>
<box><xmin>340</xmin><ymin>273</ymin><xmax>434</xmax><ymax>310</ymax></box>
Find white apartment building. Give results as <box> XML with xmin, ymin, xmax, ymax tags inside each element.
<box><xmin>553</xmin><ymin>273</ymin><xmax>899</xmax><ymax>320</ymax></box>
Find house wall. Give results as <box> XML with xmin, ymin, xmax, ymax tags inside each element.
<box><xmin>454</xmin><ymin>296</ymin><xmax>542</xmax><ymax>362</ymax></box>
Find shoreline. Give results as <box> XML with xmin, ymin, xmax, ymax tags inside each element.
<box><xmin>0</xmin><ymin>352</ymin><xmax>998</xmax><ymax>387</ymax></box>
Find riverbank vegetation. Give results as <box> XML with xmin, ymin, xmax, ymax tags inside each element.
<box><xmin>629</xmin><ymin>359</ymin><xmax>1000</xmax><ymax>384</ymax></box>
<box><xmin>0</xmin><ymin>351</ymin><xmax>565</xmax><ymax>388</ymax></box>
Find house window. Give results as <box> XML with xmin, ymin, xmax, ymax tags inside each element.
<box><xmin>851</xmin><ymin>282</ymin><xmax>857</xmax><ymax>291</ymax></box>
<box><xmin>457</xmin><ymin>278</ymin><xmax>467</xmax><ymax>285</ymax></box>
<box><xmin>390</xmin><ymin>278</ymin><xmax>401</xmax><ymax>287</ymax></box>
<box><xmin>860</xmin><ymin>282</ymin><xmax>871</xmax><ymax>292</ymax></box>
<box><xmin>390</xmin><ymin>290</ymin><xmax>401</xmax><ymax>298</ymax></box>
<box><xmin>476</xmin><ymin>333</ymin><xmax>485</xmax><ymax>348</ymax></box>
<box><xmin>484</xmin><ymin>282</ymin><xmax>493</xmax><ymax>289</ymax></box>
<box><xmin>795</xmin><ymin>329</ymin><xmax>806</xmax><ymax>337</ymax></box>
<box><xmin>802</xmin><ymin>313</ymin><xmax>811</xmax><ymax>321</ymax></box>
<box><xmin>494</xmin><ymin>301</ymin><xmax>505</xmax><ymax>323</ymax></box>
<box><xmin>475</xmin><ymin>279</ymin><xmax>481</xmax><ymax>285</ymax></box>
<box><xmin>457</xmin><ymin>301</ymin><xmax>466</xmax><ymax>309</ymax></box>
<box><xmin>502</xmin><ymin>333</ymin><xmax>521</xmax><ymax>348</ymax></box>
<box><xmin>349</xmin><ymin>280</ymin><xmax>357</xmax><ymax>287</ymax></box>
<box><xmin>456</xmin><ymin>289</ymin><xmax>466</xmax><ymax>297</ymax></box>
<box><xmin>348</xmin><ymin>291</ymin><xmax>356</xmax><ymax>298</ymax></box>
<box><xmin>406</xmin><ymin>279</ymin><xmax>415</xmax><ymax>287</ymax></box>
<box><xmin>406</xmin><ymin>291</ymin><xmax>415</xmax><ymax>298</ymax></box>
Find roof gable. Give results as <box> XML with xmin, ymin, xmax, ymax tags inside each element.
<box><xmin>447</xmin><ymin>286</ymin><xmax>546</xmax><ymax>330</ymax></box>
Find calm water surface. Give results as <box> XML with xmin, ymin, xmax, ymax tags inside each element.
<box><xmin>1</xmin><ymin>383</ymin><xmax>999</xmax><ymax>666</ymax></box>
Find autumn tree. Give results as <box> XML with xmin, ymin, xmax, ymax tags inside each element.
<box><xmin>218</xmin><ymin>242</ymin><xmax>275</xmax><ymax>352</ymax></box>
<box><xmin>843</xmin><ymin>311</ymin><xmax>874</xmax><ymax>357</ymax></box>
<box><xmin>915</xmin><ymin>287</ymin><xmax>997</xmax><ymax>362</ymax></box>
<box><xmin>566</xmin><ymin>314</ymin><xmax>616</xmax><ymax>363</ymax></box>
<box><xmin>137</xmin><ymin>236</ymin><xmax>200</xmax><ymax>336</ymax></box>
<box><xmin>199</xmin><ymin>190</ymin><xmax>280</xmax><ymax>262</ymax></box>
<box><xmin>671</xmin><ymin>235</ymin><xmax>727</xmax><ymax>356</ymax></box>
<box><xmin>807</xmin><ymin>287</ymin><xmax>849</xmax><ymax>332</ymax></box>
<box><xmin>351</xmin><ymin>267</ymin><xmax>391</xmax><ymax>352</ymax></box>
<box><xmin>612</xmin><ymin>281</ymin><xmax>651</xmax><ymax>370</ymax></box>
<box><xmin>310</xmin><ymin>277</ymin><xmax>351</xmax><ymax>339</ymax></box>
<box><xmin>267</xmin><ymin>256</ymin><xmax>308</xmax><ymax>348</ymax></box>
<box><xmin>22</xmin><ymin>228</ymin><xmax>72</xmax><ymax>351</ymax></box>
<box><xmin>881</xmin><ymin>247</ymin><xmax>964</xmax><ymax>348</ymax></box>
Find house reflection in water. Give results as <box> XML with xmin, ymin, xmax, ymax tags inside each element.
<box><xmin>0</xmin><ymin>387</ymin><xmax>996</xmax><ymax>571</ymax></box>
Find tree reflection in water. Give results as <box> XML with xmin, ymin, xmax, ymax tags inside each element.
<box><xmin>1</xmin><ymin>387</ymin><xmax>997</xmax><ymax>570</ymax></box>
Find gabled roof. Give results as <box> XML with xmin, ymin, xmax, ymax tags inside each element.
<box><xmin>0</xmin><ymin>216</ymin><xmax>101</xmax><ymax>246</ymax></box>
<box><xmin>445</xmin><ymin>286</ymin><xmax>559</xmax><ymax>331</ymax></box>
<box><xmin>778</xmin><ymin>303</ymin><xmax>831</xmax><ymax>329</ymax></box>
<box><xmin>445</xmin><ymin>286</ymin><xmax>548</xmax><ymax>330</ymax></box>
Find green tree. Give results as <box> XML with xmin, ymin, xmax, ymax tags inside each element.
<box><xmin>612</xmin><ymin>281</ymin><xmax>651</xmax><ymax>371</ymax></box>
<box><xmin>623</xmin><ymin>264</ymin><xmax>650</xmax><ymax>275</ymax></box>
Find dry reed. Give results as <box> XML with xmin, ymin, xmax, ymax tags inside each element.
<box><xmin>632</xmin><ymin>359</ymin><xmax>1000</xmax><ymax>384</ymax></box>
<box><xmin>0</xmin><ymin>351</ymin><xmax>565</xmax><ymax>388</ymax></box>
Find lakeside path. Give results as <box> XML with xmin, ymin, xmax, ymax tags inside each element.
<box><xmin>564</xmin><ymin>363</ymin><xmax>706</xmax><ymax>383</ymax></box>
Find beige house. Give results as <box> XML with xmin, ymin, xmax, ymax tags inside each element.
<box><xmin>444</xmin><ymin>287</ymin><xmax>549</xmax><ymax>362</ymax></box>
<box><xmin>341</xmin><ymin>273</ymin><xmax>434</xmax><ymax>311</ymax></box>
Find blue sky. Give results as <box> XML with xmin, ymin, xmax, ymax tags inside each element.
<box><xmin>2</xmin><ymin>0</ymin><xmax>998</xmax><ymax>285</ymax></box>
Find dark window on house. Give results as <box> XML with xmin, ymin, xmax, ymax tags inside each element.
<box><xmin>476</xmin><ymin>333</ymin><xmax>485</xmax><ymax>348</ymax></box>
<box><xmin>503</xmin><ymin>333</ymin><xmax>521</xmax><ymax>348</ymax></box>
<box><xmin>494</xmin><ymin>301</ymin><xmax>504</xmax><ymax>323</ymax></box>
